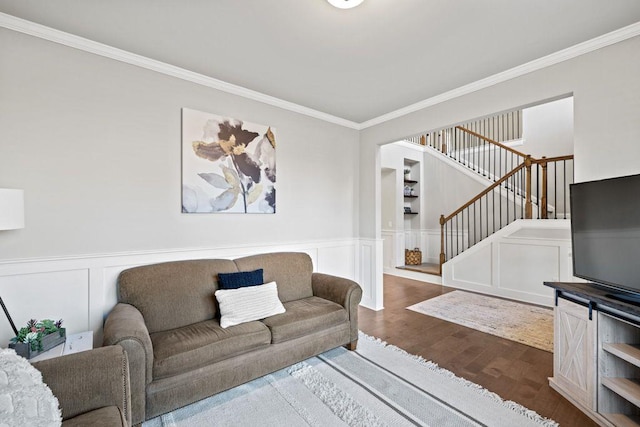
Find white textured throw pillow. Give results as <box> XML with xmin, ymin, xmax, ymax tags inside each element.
<box><xmin>215</xmin><ymin>281</ymin><xmax>286</xmax><ymax>328</ymax></box>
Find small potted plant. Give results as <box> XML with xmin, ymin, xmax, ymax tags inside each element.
<box><xmin>9</xmin><ymin>318</ymin><xmax>65</xmax><ymax>359</ymax></box>
<box><xmin>404</xmin><ymin>168</ymin><xmax>411</xmax><ymax>179</ymax></box>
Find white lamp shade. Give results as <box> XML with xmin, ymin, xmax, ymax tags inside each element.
<box><xmin>0</xmin><ymin>189</ymin><xmax>24</xmax><ymax>230</ymax></box>
<box><xmin>327</xmin><ymin>0</ymin><xmax>364</xmax><ymax>9</ymax></box>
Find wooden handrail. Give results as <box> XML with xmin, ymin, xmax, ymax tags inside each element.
<box><xmin>439</xmin><ymin>153</ymin><xmax>575</xmax><ymax>270</ymax></box>
<box><xmin>533</xmin><ymin>155</ymin><xmax>573</xmax><ymax>219</ymax></box>
<box><xmin>532</xmin><ymin>154</ymin><xmax>574</xmax><ymax>164</ymax></box>
<box><xmin>442</xmin><ymin>154</ymin><xmax>574</xmax><ymax>224</ymax></box>
<box><xmin>455</xmin><ymin>126</ymin><xmax>529</xmax><ymax>159</ymax></box>
<box><xmin>442</xmin><ymin>161</ymin><xmax>527</xmax><ymax>223</ymax></box>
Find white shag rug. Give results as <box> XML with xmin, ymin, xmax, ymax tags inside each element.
<box><xmin>144</xmin><ymin>332</ymin><xmax>557</xmax><ymax>427</ymax></box>
<box><xmin>407</xmin><ymin>291</ymin><xmax>554</xmax><ymax>352</ymax></box>
<box><xmin>0</xmin><ymin>348</ymin><xmax>61</xmax><ymax>427</ymax></box>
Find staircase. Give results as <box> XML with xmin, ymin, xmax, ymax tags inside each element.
<box><xmin>408</xmin><ymin>112</ymin><xmax>574</xmax><ymax>274</ymax></box>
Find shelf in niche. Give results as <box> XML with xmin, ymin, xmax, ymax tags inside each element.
<box><xmin>404</xmin><ymin>179</ymin><xmax>418</xmax><ymax>184</ymax></box>
<box><xmin>404</xmin><ymin>212</ymin><xmax>418</xmax><ymax>215</ymax></box>
<box><xmin>404</xmin><ymin>195</ymin><xmax>418</xmax><ymax>198</ymax></box>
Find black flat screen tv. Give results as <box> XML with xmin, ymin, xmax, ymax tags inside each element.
<box><xmin>570</xmin><ymin>173</ymin><xmax>640</xmax><ymax>303</ymax></box>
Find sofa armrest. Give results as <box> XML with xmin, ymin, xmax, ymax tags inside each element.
<box><xmin>312</xmin><ymin>273</ymin><xmax>362</xmax><ymax>345</ymax></box>
<box><xmin>103</xmin><ymin>303</ymin><xmax>153</xmax><ymax>425</ymax></box>
<box><xmin>33</xmin><ymin>345</ymin><xmax>131</xmax><ymax>425</ymax></box>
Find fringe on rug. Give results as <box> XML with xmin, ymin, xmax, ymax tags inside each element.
<box><xmin>288</xmin><ymin>361</ymin><xmax>385</xmax><ymax>427</ymax></box>
<box><xmin>358</xmin><ymin>332</ymin><xmax>559</xmax><ymax>427</ymax></box>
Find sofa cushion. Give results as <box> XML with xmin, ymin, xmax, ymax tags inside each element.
<box><xmin>63</xmin><ymin>406</ymin><xmax>127</xmax><ymax>427</ymax></box>
<box><xmin>218</xmin><ymin>269</ymin><xmax>264</xmax><ymax>289</ymax></box>
<box><xmin>261</xmin><ymin>296</ymin><xmax>347</xmax><ymax>344</ymax></box>
<box><xmin>215</xmin><ymin>281</ymin><xmax>286</xmax><ymax>328</ymax></box>
<box><xmin>118</xmin><ymin>259</ymin><xmax>238</xmax><ymax>333</ymax></box>
<box><xmin>150</xmin><ymin>319</ymin><xmax>271</xmax><ymax>379</ymax></box>
<box><xmin>234</xmin><ymin>252</ymin><xmax>313</xmax><ymax>303</ymax></box>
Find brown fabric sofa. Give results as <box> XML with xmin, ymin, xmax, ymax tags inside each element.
<box><xmin>102</xmin><ymin>252</ymin><xmax>362</xmax><ymax>425</ymax></box>
<box><xmin>33</xmin><ymin>345</ymin><xmax>132</xmax><ymax>427</ymax></box>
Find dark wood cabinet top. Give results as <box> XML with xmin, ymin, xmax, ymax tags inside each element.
<box><xmin>544</xmin><ymin>281</ymin><xmax>640</xmax><ymax>318</ymax></box>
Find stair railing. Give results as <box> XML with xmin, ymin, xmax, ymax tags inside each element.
<box><xmin>452</xmin><ymin>126</ymin><xmax>528</xmax><ymax>181</ymax></box>
<box><xmin>415</xmin><ymin>126</ymin><xmax>529</xmax><ymax>184</ymax></box>
<box><xmin>439</xmin><ymin>155</ymin><xmax>574</xmax><ymax>273</ymax></box>
<box><xmin>529</xmin><ymin>155</ymin><xmax>574</xmax><ymax>219</ymax></box>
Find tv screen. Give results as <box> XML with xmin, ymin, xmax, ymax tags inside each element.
<box><xmin>570</xmin><ymin>173</ymin><xmax>640</xmax><ymax>296</ymax></box>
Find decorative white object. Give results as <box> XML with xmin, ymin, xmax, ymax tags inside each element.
<box><xmin>0</xmin><ymin>348</ymin><xmax>61</xmax><ymax>426</ymax></box>
<box><xmin>0</xmin><ymin>189</ymin><xmax>24</xmax><ymax>230</ymax></box>
<box><xmin>215</xmin><ymin>281</ymin><xmax>286</xmax><ymax>328</ymax></box>
<box><xmin>327</xmin><ymin>0</ymin><xmax>364</xmax><ymax>9</ymax></box>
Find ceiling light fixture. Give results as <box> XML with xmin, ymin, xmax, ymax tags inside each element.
<box><xmin>327</xmin><ymin>0</ymin><xmax>364</xmax><ymax>9</ymax></box>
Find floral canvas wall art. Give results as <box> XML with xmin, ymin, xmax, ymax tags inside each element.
<box><xmin>182</xmin><ymin>108</ymin><xmax>276</xmax><ymax>213</ymax></box>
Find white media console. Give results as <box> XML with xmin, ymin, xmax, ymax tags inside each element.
<box><xmin>546</xmin><ymin>282</ymin><xmax>640</xmax><ymax>427</ymax></box>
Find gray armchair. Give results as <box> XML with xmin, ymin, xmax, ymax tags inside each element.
<box><xmin>33</xmin><ymin>345</ymin><xmax>131</xmax><ymax>427</ymax></box>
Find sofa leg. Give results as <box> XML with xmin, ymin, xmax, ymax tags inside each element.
<box><xmin>345</xmin><ymin>340</ymin><xmax>358</xmax><ymax>351</ymax></box>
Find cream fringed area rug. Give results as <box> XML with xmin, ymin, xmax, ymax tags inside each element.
<box><xmin>144</xmin><ymin>332</ymin><xmax>557</xmax><ymax>427</ymax></box>
<box><xmin>407</xmin><ymin>291</ymin><xmax>554</xmax><ymax>352</ymax></box>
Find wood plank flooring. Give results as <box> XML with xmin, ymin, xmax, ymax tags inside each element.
<box><xmin>358</xmin><ymin>274</ymin><xmax>597</xmax><ymax>427</ymax></box>
<box><xmin>396</xmin><ymin>262</ymin><xmax>441</xmax><ymax>275</ymax></box>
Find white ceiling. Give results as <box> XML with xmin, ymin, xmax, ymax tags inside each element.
<box><xmin>1</xmin><ymin>1</ymin><xmax>640</xmax><ymax>124</ymax></box>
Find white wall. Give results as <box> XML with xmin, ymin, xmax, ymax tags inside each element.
<box><xmin>522</xmin><ymin>97</ymin><xmax>574</xmax><ymax>158</ymax></box>
<box><xmin>0</xmin><ymin>28</ymin><xmax>360</xmax><ymax>261</ymax></box>
<box><xmin>2</xmin><ymin>26</ymin><xmax>639</xmax><ymax>320</ymax></box>
<box><xmin>0</xmin><ymin>28</ymin><xmax>369</xmax><ymax>343</ymax></box>
<box><xmin>360</xmin><ymin>35</ymin><xmax>640</xmax><ymax>307</ymax></box>
<box><xmin>381</xmin><ymin>142</ymin><xmax>487</xmax><ymax>231</ymax></box>
<box><xmin>380</xmin><ymin>168</ymin><xmax>396</xmax><ymax>230</ymax></box>
<box><xmin>381</xmin><ymin>141</ymin><xmax>488</xmax><ymax>267</ymax></box>
<box><xmin>422</xmin><ymin>149</ymin><xmax>487</xmax><ymax>230</ymax></box>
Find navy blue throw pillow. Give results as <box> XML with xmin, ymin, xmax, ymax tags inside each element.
<box><xmin>218</xmin><ymin>269</ymin><xmax>264</xmax><ymax>290</ymax></box>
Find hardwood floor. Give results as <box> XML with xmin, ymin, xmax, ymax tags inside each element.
<box><xmin>396</xmin><ymin>262</ymin><xmax>440</xmax><ymax>275</ymax></box>
<box><xmin>358</xmin><ymin>274</ymin><xmax>597</xmax><ymax>427</ymax></box>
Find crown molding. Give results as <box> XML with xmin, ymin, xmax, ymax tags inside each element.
<box><xmin>359</xmin><ymin>21</ymin><xmax>640</xmax><ymax>130</ymax></box>
<box><xmin>1</xmin><ymin>12</ymin><xmax>639</xmax><ymax>131</ymax></box>
<box><xmin>0</xmin><ymin>12</ymin><xmax>361</xmax><ymax>130</ymax></box>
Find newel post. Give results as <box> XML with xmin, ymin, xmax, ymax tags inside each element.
<box><xmin>439</xmin><ymin>214</ymin><xmax>446</xmax><ymax>274</ymax></box>
<box><xmin>420</xmin><ymin>135</ymin><xmax>426</xmax><ymax>146</ymax></box>
<box><xmin>540</xmin><ymin>157</ymin><xmax>548</xmax><ymax>219</ymax></box>
<box><xmin>525</xmin><ymin>155</ymin><xmax>533</xmax><ymax>219</ymax></box>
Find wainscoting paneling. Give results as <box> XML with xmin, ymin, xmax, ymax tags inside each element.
<box><xmin>317</xmin><ymin>244</ymin><xmax>356</xmax><ymax>280</ymax></box>
<box><xmin>498</xmin><ymin>242</ymin><xmax>560</xmax><ymax>293</ymax></box>
<box><xmin>383</xmin><ymin>229</ymin><xmax>456</xmax><ymax>272</ymax></box>
<box><xmin>358</xmin><ymin>238</ymin><xmax>383</xmax><ymax>310</ymax></box>
<box><xmin>381</xmin><ymin>230</ymin><xmax>405</xmax><ymax>268</ymax></box>
<box><xmin>0</xmin><ymin>239</ymin><xmax>369</xmax><ymax>347</ymax></box>
<box><xmin>442</xmin><ymin>220</ymin><xmax>571</xmax><ymax>307</ymax></box>
<box><xmin>0</xmin><ymin>269</ymin><xmax>90</xmax><ymax>344</ymax></box>
<box><xmin>450</xmin><ymin>244</ymin><xmax>492</xmax><ymax>286</ymax></box>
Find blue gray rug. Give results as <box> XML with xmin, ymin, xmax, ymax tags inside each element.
<box><xmin>143</xmin><ymin>332</ymin><xmax>557</xmax><ymax>427</ymax></box>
